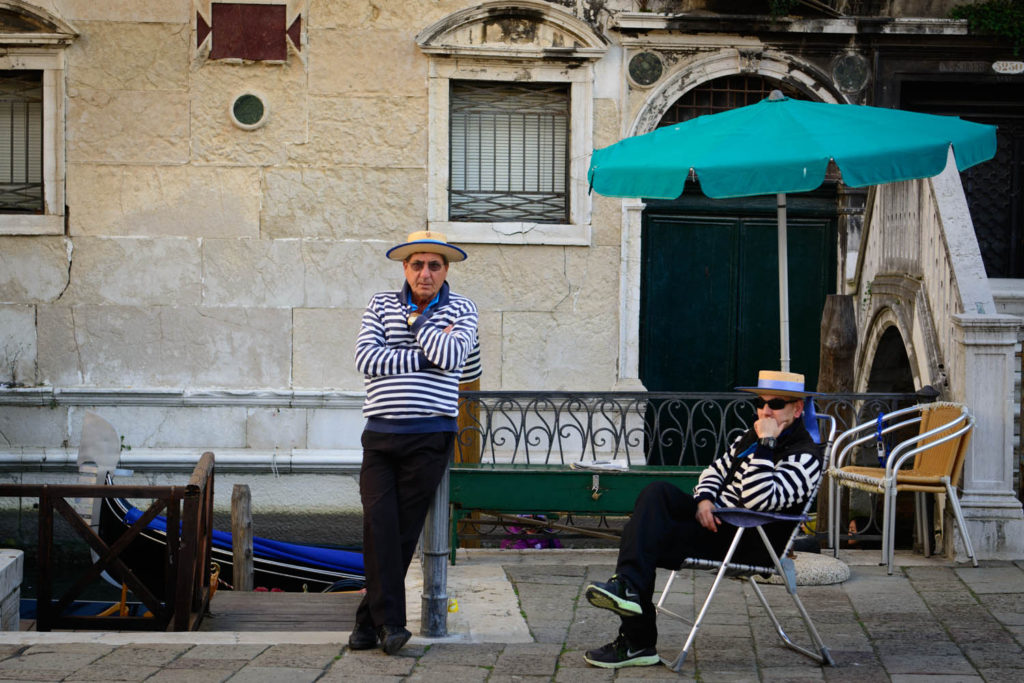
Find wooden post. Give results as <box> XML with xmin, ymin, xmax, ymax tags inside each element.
<box><xmin>816</xmin><ymin>294</ymin><xmax>857</xmax><ymax>543</ymax></box>
<box><xmin>456</xmin><ymin>378</ymin><xmax>482</xmax><ymax>548</ymax></box>
<box><xmin>231</xmin><ymin>484</ymin><xmax>253</xmax><ymax>592</ymax></box>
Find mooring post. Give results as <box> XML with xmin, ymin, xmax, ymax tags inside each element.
<box><xmin>231</xmin><ymin>484</ymin><xmax>253</xmax><ymax>592</ymax></box>
<box><xmin>420</xmin><ymin>464</ymin><xmax>450</xmax><ymax>637</ymax></box>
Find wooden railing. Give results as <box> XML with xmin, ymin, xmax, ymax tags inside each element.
<box><xmin>0</xmin><ymin>451</ymin><xmax>215</xmax><ymax>631</ymax></box>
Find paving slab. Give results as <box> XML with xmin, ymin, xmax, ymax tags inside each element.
<box><xmin>0</xmin><ymin>549</ymin><xmax>1021</xmax><ymax>681</ymax></box>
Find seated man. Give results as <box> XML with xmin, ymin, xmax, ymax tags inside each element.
<box><xmin>583</xmin><ymin>370</ymin><xmax>823</xmax><ymax>669</ymax></box>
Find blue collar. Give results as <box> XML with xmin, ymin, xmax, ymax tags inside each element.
<box><xmin>401</xmin><ymin>281</ymin><xmax>450</xmax><ymax>312</ymax></box>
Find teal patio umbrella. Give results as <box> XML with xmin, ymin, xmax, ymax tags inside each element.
<box><xmin>588</xmin><ymin>91</ymin><xmax>997</xmax><ymax>371</ymax></box>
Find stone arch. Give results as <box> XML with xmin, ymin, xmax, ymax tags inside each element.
<box><xmin>629</xmin><ymin>48</ymin><xmax>844</xmax><ymax>136</ymax></box>
<box><xmin>416</xmin><ymin>0</ymin><xmax>608</xmax><ymax>61</ymax></box>
<box><xmin>855</xmin><ymin>302</ymin><xmax>945</xmax><ymax>396</ymax></box>
<box><xmin>0</xmin><ymin>0</ymin><xmax>77</xmax><ymax>38</ymax></box>
<box><xmin>617</xmin><ymin>48</ymin><xmax>846</xmax><ymax>387</ymax></box>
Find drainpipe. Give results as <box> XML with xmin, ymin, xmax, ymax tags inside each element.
<box><xmin>0</xmin><ymin>450</ymin><xmax>363</xmax><ymax>473</ymax></box>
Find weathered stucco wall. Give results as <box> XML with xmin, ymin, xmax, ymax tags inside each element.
<box><xmin>0</xmin><ymin>0</ymin><xmax>625</xmax><ymax>402</ymax></box>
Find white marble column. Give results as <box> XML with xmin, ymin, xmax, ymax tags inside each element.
<box><xmin>951</xmin><ymin>313</ymin><xmax>1024</xmax><ymax>560</ymax></box>
<box><xmin>615</xmin><ymin>199</ymin><xmax>647</xmax><ymax>391</ymax></box>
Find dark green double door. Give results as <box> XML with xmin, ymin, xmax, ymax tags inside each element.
<box><xmin>640</xmin><ymin>201</ymin><xmax>836</xmax><ymax>393</ymax></box>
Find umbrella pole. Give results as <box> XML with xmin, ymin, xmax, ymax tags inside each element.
<box><xmin>777</xmin><ymin>192</ymin><xmax>791</xmax><ymax>373</ymax></box>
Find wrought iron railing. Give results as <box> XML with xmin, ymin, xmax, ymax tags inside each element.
<box><xmin>456</xmin><ymin>391</ymin><xmax>932</xmax><ymax>466</ymax></box>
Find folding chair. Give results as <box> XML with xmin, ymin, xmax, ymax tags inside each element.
<box><xmin>654</xmin><ymin>415</ymin><xmax>837</xmax><ymax>672</ymax></box>
<box><xmin>827</xmin><ymin>402</ymin><xmax>976</xmax><ymax>575</ymax></box>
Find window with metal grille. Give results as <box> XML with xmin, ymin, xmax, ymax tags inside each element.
<box><xmin>658</xmin><ymin>74</ymin><xmax>803</xmax><ymax>127</ymax></box>
<box><xmin>0</xmin><ymin>70</ymin><xmax>42</xmax><ymax>213</ymax></box>
<box><xmin>449</xmin><ymin>81</ymin><xmax>569</xmax><ymax>223</ymax></box>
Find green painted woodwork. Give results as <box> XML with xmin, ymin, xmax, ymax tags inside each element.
<box><xmin>448</xmin><ymin>464</ymin><xmax>702</xmax><ymax>561</ymax></box>
<box><xmin>640</xmin><ymin>207</ymin><xmax>836</xmax><ymax>393</ymax></box>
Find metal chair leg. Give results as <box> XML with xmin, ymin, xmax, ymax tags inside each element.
<box><xmin>829</xmin><ymin>476</ymin><xmax>839</xmax><ymax>557</ymax></box>
<box><xmin>885</xmin><ymin>480</ymin><xmax>898</xmax><ymax>575</ymax></box>
<box><xmin>944</xmin><ymin>479</ymin><xmax>978</xmax><ymax>567</ymax></box>
<box><xmin>661</xmin><ymin>528</ymin><xmax>746</xmax><ymax>673</ymax></box>
<box><xmin>915</xmin><ymin>492</ymin><xmax>931</xmax><ymax>557</ymax></box>
<box><xmin>752</xmin><ymin>527</ymin><xmax>835</xmax><ymax>666</ymax></box>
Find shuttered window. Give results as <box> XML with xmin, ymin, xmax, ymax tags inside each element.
<box><xmin>0</xmin><ymin>70</ymin><xmax>42</xmax><ymax>213</ymax></box>
<box><xmin>449</xmin><ymin>80</ymin><xmax>569</xmax><ymax>223</ymax></box>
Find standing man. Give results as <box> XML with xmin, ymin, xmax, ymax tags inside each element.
<box><xmin>350</xmin><ymin>230</ymin><xmax>480</xmax><ymax>655</ymax></box>
<box><xmin>582</xmin><ymin>370</ymin><xmax>823</xmax><ymax>669</ymax></box>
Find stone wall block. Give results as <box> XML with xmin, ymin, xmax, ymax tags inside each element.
<box><xmin>452</xmin><ymin>245</ymin><xmax>570</xmax><ymax>312</ymax></box>
<box><xmin>0</xmin><ymin>236</ymin><xmax>69</xmax><ymax>302</ymax></box>
<box><xmin>475</xmin><ymin>309</ymin><xmax>500</xmax><ymax>390</ymax></box>
<box><xmin>67</xmin><ymin>89</ymin><xmax>189</xmax><ymax>164</ymax></box>
<box><xmin>67</xmin><ymin>405</ymin><xmax>247</xmax><ymax>449</ymax></box>
<box><xmin>191</xmin><ymin>60</ymin><xmax>309</xmax><ymax>166</ymax></box>
<box><xmin>308</xmin><ymin>29</ymin><xmax>425</xmax><ymax>96</ymax></box>
<box><xmin>0</xmin><ymin>406</ymin><xmax>70</xmax><ymax>449</ymax></box>
<box><xmin>308</xmin><ymin>0</ymin><xmax>467</xmax><ymax>29</ymax></box>
<box><xmin>262</xmin><ymin>167</ymin><xmax>427</xmax><ymax>240</ymax></box>
<box><xmin>501</xmin><ymin>311</ymin><xmax>616</xmax><ymax>390</ymax></box>
<box><xmin>289</xmin><ymin>95</ymin><xmax>427</xmax><ymax>168</ymax></box>
<box><xmin>55</xmin><ymin>0</ymin><xmax>190</xmax><ymax>23</ymax></box>
<box><xmin>36</xmin><ymin>305</ymin><xmax>292</xmax><ymax>388</ymax></box>
<box><xmin>301</xmin><ymin>240</ymin><xmax>395</xmax><ymax>309</ymax></box>
<box><xmin>64</xmin><ymin>237</ymin><xmax>202</xmax><ymax>306</ymax></box>
<box><xmin>564</xmin><ymin>245</ymin><xmax>619</xmax><ymax>316</ymax></box>
<box><xmin>246</xmin><ymin>408</ymin><xmax>308</xmax><ymax>449</ymax></box>
<box><xmin>292</xmin><ymin>307</ymin><xmax>364</xmax><ymax>389</ymax></box>
<box><xmin>307</xmin><ymin>407</ymin><xmax>366</xmax><ymax>450</ymax></box>
<box><xmin>202</xmin><ymin>238</ymin><xmax>304</xmax><ymax>307</ymax></box>
<box><xmin>0</xmin><ymin>306</ymin><xmax>38</xmax><ymax>387</ymax></box>
<box><xmin>67</xmin><ymin>164</ymin><xmax>261</xmax><ymax>238</ymax></box>
<box><xmin>66</xmin><ymin>21</ymin><xmax>189</xmax><ymax>91</ymax></box>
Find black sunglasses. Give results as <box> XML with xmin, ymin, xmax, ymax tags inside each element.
<box><xmin>753</xmin><ymin>397</ymin><xmax>798</xmax><ymax>410</ymax></box>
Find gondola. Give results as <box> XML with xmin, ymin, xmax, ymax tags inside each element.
<box><xmin>98</xmin><ymin>496</ymin><xmax>365</xmax><ymax>595</ymax></box>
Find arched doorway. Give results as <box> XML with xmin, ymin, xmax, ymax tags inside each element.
<box><xmin>866</xmin><ymin>326</ymin><xmax>916</xmax><ymax>393</ymax></box>
<box><xmin>639</xmin><ymin>75</ymin><xmax>838</xmax><ymax>395</ymax></box>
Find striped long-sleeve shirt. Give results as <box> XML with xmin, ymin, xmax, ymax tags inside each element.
<box><xmin>693</xmin><ymin>421</ymin><xmax>822</xmax><ymax>515</ymax></box>
<box><xmin>355</xmin><ymin>281</ymin><xmax>479</xmax><ymax>432</ymax></box>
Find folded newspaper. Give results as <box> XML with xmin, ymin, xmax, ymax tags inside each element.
<box><xmin>569</xmin><ymin>459</ymin><xmax>630</xmax><ymax>472</ymax></box>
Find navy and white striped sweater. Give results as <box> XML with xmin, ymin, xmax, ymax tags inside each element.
<box><xmin>693</xmin><ymin>421</ymin><xmax>822</xmax><ymax>515</ymax></box>
<box><xmin>355</xmin><ymin>281</ymin><xmax>479</xmax><ymax>432</ymax></box>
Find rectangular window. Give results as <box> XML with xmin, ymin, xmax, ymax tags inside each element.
<box><xmin>0</xmin><ymin>70</ymin><xmax>43</xmax><ymax>213</ymax></box>
<box><xmin>449</xmin><ymin>81</ymin><xmax>569</xmax><ymax>223</ymax></box>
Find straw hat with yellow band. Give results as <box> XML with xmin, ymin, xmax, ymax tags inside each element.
<box><xmin>386</xmin><ymin>230</ymin><xmax>467</xmax><ymax>263</ymax></box>
<box><xmin>736</xmin><ymin>370</ymin><xmax>822</xmax><ymax>443</ymax></box>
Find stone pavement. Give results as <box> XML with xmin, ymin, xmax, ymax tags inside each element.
<box><xmin>0</xmin><ymin>548</ymin><xmax>1022</xmax><ymax>681</ymax></box>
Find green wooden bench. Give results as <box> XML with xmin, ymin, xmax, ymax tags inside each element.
<box><xmin>448</xmin><ymin>463</ymin><xmax>702</xmax><ymax>563</ymax></box>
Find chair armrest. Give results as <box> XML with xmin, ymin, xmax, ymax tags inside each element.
<box><xmin>714</xmin><ymin>507</ymin><xmax>807</xmax><ymax>528</ymax></box>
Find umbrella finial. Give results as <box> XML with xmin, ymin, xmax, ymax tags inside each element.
<box><xmin>769</xmin><ymin>89</ymin><xmax>785</xmax><ymax>101</ymax></box>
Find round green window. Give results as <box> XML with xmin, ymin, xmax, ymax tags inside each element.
<box><xmin>231</xmin><ymin>93</ymin><xmax>268</xmax><ymax>130</ymax></box>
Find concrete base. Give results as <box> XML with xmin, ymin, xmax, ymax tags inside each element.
<box><xmin>0</xmin><ymin>549</ymin><xmax>23</xmax><ymax>631</ymax></box>
<box><xmin>756</xmin><ymin>552</ymin><xmax>851</xmax><ymax>586</ymax></box>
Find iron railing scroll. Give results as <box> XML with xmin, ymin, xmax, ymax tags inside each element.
<box><xmin>455</xmin><ymin>391</ymin><xmax>928</xmax><ymax>467</ymax></box>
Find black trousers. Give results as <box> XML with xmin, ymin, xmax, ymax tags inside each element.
<box><xmin>613</xmin><ymin>481</ymin><xmax>791</xmax><ymax>648</ymax></box>
<box><xmin>355</xmin><ymin>430</ymin><xmax>453</xmax><ymax>629</ymax></box>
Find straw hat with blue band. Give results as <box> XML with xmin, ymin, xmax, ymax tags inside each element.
<box><xmin>386</xmin><ymin>230</ymin><xmax>467</xmax><ymax>263</ymax></box>
<box><xmin>737</xmin><ymin>370</ymin><xmax>822</xmax><ymax>443</ymax></box>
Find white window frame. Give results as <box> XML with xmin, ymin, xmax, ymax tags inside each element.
<box><xmin>418</xmin><ymin>0</ymin><xmax>606</xmax><ymax>247</ymax></box>
<box><xmin>0</xmin><ymin>46</ymin><xmax>70</xmax><ymax>236</ymax></box>
<box><xmin>430</xmin><ymin>63</ymin><xmax>592</xmax><ymax>245</ymax></box>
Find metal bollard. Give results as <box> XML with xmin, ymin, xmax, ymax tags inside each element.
<box><xmin>420</xmin><ymin>462</ymin><xmax>450</xmax><ymax>637</ymax></box>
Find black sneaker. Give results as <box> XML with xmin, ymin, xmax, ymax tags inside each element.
<box><xmin>585</xmin><ymin>575</ymin><xmax>642</xmax><ymax>616</ymax></box>
<box><xmin>583</xmin><ymin>634</ymin><xmax>659</xmax><ymax>669</ymax></box>
<box><xmin>347</xmin><ymin>623</ymin><xmax>377</xmax><ymax>650</ymax></box>
<box><xmin>378</xmin><ymin>624</ymin><xmax>412</xmax><ymax>655</ymax></box>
